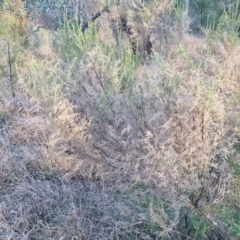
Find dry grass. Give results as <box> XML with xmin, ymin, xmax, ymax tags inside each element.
<box><xmin>0</xmin><ymin>0</ymin><xmax>240</xmax><ymax>239</ymax></box>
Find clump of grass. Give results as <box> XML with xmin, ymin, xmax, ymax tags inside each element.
<box><xmin>0</xmin><ymin>0</ymin><xmax>240</xmax><ymax>239</ymax></box>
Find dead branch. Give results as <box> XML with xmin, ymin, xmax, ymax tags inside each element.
<box><xmin>81</xmin><ymin>5</ymin><xmax>110</xmax><ymax>33</ymax></box>
<box><xmin>7</xmin><ymin>42</ymin><xmax>15</xmax><ymax>98</ymax></box>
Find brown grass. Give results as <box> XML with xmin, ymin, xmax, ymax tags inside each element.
<box><xmin>0</xmin><ymin>0</ymin><xmax>240</xmax><ymax>239</ymax></box>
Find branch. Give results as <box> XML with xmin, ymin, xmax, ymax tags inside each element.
<box><xmin>7</xmin><ymin>42</ymin><xmax>15</xmax><ymax>98</ymax></box>
<box><xmin>81</xmin><ymin>5</ymin><xmax>110</xmax><ymax>33</ymax></box>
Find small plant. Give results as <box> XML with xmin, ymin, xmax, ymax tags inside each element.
<box><xmin>0</xmin><ymin>0</ymin><xmax>28</xmax><ymax>97</ymax></box>
<box><xmin>183</xmin><ymin>210</ymin><xmax>210</xmax><ymax>239</ymax></box>
<box><xmin>0</xmin><ymin>0</ymin><xmax>27</xmax><ymax>43</ymax></box>
<box><xmin>219</xmin><ymin>200</ymin><xmax>240</xmax><ymax>238</ymax></box>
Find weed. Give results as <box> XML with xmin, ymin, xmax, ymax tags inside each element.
<box><xmin>0</xmin><ymin>0</ymin><xmax>239</xmax><ymax>239</ymax></box>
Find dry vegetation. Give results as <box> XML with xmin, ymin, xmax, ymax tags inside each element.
<box><xmin>0</xmin><ymin>0</ymin><xmax>240</xmax><ymax>239</ymax></box>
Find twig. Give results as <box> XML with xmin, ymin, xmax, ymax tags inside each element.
<box><xmin>7</xmin><ymin>42</ymin><xmax>15</xmax><ymax>98</ymax></box>
<box><xmin>93</xmin><ymin>66</ymin><xmax>114</xmax><ymax>113</ymax></box>
<box><xmin>92</xmin><ymin>143</ymin><xmax>117</xmax><ymax>169</ymax></box>
<box><xmin>81</xmin><ymin>5</ymin><xmax>110</xmax><ymax>33</ymax></box>
<box><xmin>201</xmin><ymin>109</ymin><xmax>204</xmax><ymax>141</ymax></box>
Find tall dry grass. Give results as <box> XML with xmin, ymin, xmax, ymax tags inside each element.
<box><xmin>0</xmin><ymin>0</ymin><xmax>239</xmax><ymax>239</ymax></box>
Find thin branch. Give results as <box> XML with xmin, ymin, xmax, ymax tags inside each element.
<box><xmin>7</xmin><ymin>42</ymin><xmax>15</xmax><ymax>98</ymax></box>
<box><xmin>81</xmin><ymin>5</ymin><xmax>110</xmax><ymax>33</ymax></box>
<box><xmin>201</xmin><ymin>109</ymin><xmax>204</xmax><ymax>141</ymax></box>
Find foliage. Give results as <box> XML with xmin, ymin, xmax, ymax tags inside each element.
<box><xmin>190</xmin><ymin>0</ymin><xmax>223</xmax><ymax>27</ymax></box>
<box><xmin>0</xmin><ymin>0</ymin><xmax>240</xmax><ymax>239</ymax></box>
<box><xmin>0</xmin><ymin>0</ymin><xmax>27</xmax><ymax>43</ymax></box>
<box><xmin>219</xmin><ymin>199</ymin><xmax>240</xmax><ymax>238</ymax></box>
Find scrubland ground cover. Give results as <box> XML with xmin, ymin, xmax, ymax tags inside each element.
<box><xmin>0</xmin><ymin>0</ymin><xmax>240</xmax><ymax>239</ymax></box>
